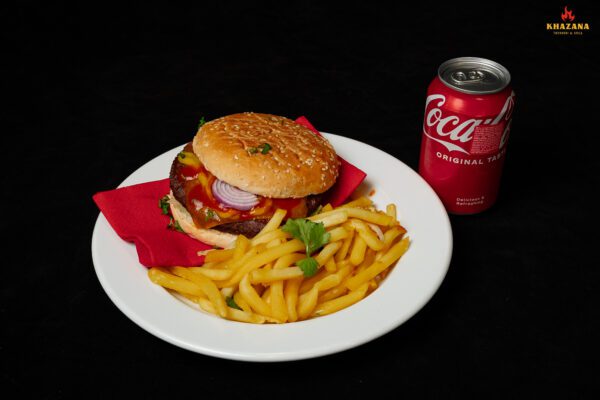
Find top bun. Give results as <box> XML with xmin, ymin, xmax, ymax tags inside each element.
<box><xmin>193</xmin><ymin>112</ymin><xmax>340</xmax><ymax>198</ymax></box>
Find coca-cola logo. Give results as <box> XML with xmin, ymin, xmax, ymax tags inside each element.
<box><xmin>423</xmin><ymin>92</ymin><xmax>515</xmax><ymax>154</ymax></box>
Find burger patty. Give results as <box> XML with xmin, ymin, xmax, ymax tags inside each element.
<box><xmin>213</xmin><ymin>219</ymin><xmax>271</xmax><ymax>237</ymax></box>
<box><xmin>169</xmin><ymin>157</ymin><xmax>188</xmax><ymax>208</ymax></box>
<box><xmin>169</xmin><ymin>154</ymin><xmax>323</xmax><ymax>237</ymax></box>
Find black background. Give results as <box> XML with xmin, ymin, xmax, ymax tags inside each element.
<box><xmin>4</xmin><ymin>1</ymin><xmax>599</xmax><ymax>398</ymax></box>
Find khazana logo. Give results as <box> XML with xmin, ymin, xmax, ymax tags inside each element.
<box><xmin>561</xmin><ymin>6</ymin><xmax>575</xmax><ymax>22</ymax></box>
<box><xmin>547</xmin><ymin>5</ymin><xmax>590</xmax><ymax>35</ymax></box>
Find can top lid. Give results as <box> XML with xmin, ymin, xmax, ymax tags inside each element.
<box><xmin>438</xmin><ymin>57</ymin><xmax>511</xmax><ymax>94</ymax></box>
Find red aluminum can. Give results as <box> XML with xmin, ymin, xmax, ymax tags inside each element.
<box><xmin>419</xmin><ymin>57</ymin><xmax>515</xmax><ymax>214</ymax></box>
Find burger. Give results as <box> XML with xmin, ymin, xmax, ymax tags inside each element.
<box><xmin>168</xmin><ymin>112</ymin><xmax>340</xmax><ymax>248</ymax></box>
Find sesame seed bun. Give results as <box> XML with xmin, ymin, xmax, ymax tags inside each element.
<box><xmin>192</xmin><ymin>112</ymin><xmax>340</xmax><ymax>198</ymax></box>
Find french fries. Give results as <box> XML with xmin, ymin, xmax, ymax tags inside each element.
<box><xmin>149</xmin><ymin>196</ymin><xmax>409</xmax><ymax>324</ymax></box>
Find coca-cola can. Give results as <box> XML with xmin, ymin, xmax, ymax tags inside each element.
<box><xmin>419</xmin><ymin>57</ymin><xmax>515</xmax><ymax>214</ymax></box>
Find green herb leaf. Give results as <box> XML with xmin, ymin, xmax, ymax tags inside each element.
<box><xmin>198</xmin><ymin>116</ymin><xmax>206</xmax><ymax>129</ymax></box>
<box><xmin>282</xmin><ymin>218</ymin><xmax>330</xmax><ymax>256</ymax></box>
<box><xmin>259</xmin><ymin>143</ymin><xmax>272</xmax><ymax>154</ymax></box>
<box><xmin>226</xmin><ymin>296</ymin><xmax>242</xmax><ymax>310</ymax></box>
<box><xmin>205</xmin><ymin>209</ymin><xmax>216</xmax><ymax>222</ymax></box>
<box><xmin>297</xmin><ymin>257</ymin><xmax>319</xmax><ymax>277</ymax></box>
<box><xmin>167</xmin><ymin>217</ymin><xmax>184</xmax><ymax>233</ymax></box>
<box><xmin>247</xmin><ymin>143</ymin><xmax>271</xmax><ymax>155</ymax></box>
<box><xmin>174</xmin><ymin>220</ymin><xmax>184</xmax><ymax>233</ymax></box>
<box><xmin>159</xmin><ymin>195</ymin><xmax>170</xmax><ymax>215</ymax></box>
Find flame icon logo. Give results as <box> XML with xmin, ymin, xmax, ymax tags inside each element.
<box><xmin>561</xmin><ymin>6</ymin><xmax>575</xmax><ymax>22</ymax></box>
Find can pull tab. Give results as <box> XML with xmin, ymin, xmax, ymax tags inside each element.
<box><xmin>451</xmin><ymin>70</ymin><xmax>486</xmax><ymax>84</ymax></box>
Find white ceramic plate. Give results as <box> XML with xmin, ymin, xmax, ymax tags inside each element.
<box><xmin>91</xmin><ymin>133</ymin><xmax>452</xmax><ymax>362</ymax></box>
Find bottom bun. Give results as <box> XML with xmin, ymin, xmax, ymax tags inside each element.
<box><xmin>168</xmin><ymin>193</ymin><xmax>237</xmax><ymax>249</ymax></box>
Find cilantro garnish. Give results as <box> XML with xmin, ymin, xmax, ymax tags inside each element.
<box><xmin>296</xmin><ymin>257</ymin><xmax>319</xmax><ymax>277</ymax></box>
<box><xmin>259</xmin><ymin>143</ymin><xmax>271</xmax><ymax>154</ymax></box>
<box><xmin>282</xmin><ymin>218</ymin><xmax>330</xmax><ymax>256</ymax></box>
<box><xmin>159</xmin><ymin>195</ymin><xmax>170</xmax><ymax>215</ymax></box>
<box><xmin>167</xmin><ymin>217</ymin><xmax>184</xmax><ymax>232</ymax></box>
<box><xmin>282</xmin><ymin>218</ymin><xmax>330</xmax><ymax>277</ymax></box>
<box><xmin>205</xmin><ymin>209</ymin><xmax>216</xmax><ymax>222</ymax></box>
<box><xmin>198</xmin><ymin>116</ymin><xmax>206</xmax><ymax>129</ymax></box>
<box><xmin>174</xmin><ymin>220</ymin><xmax>184</xmax><ymax>233</ymax></box>
<box><xmin>226</xmin><ymin>296</ymin><xmax>242</xmax><ymax>310</ymax></box>
<box><xmin>247</xmin><ymin>143</ymin><xmax>271</xmax><ymax>155</ymax></box>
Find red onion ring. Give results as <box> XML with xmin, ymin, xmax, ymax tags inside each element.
<box><xmin>211</xmin><ymin>179</ymin><xmax>259</xmax><ymax>211</ymax></box>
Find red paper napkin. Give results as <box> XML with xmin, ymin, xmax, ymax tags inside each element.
<box><xmin>295</xmin><ymin>116</ymin><xmax>362</xmax><ymax>207</ymax></box>
<box><xmin>93</xmin><ymin>117</ymin><xmax>367</xmax><ymax>267</ymax></box>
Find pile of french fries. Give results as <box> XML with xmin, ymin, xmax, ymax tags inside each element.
<box><xmin>148</xmin><ymin>197</ymin><xmax>409</xmax><ymax>324</ymax></box>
